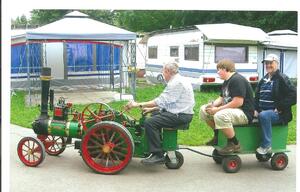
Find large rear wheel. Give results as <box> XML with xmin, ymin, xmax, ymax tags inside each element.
<box><xmin>81</xmin><ymin>121</ymin><xmax>134</xmax><ymax>174</ymax></box>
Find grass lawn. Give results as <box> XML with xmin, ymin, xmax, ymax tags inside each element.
<box><xmin>11</xmin><ymin>81</ymin><xmax>296</xmax><ymax>146</ymax></box>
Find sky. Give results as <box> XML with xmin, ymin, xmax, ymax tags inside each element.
<box><xmin>11</xmin><ymin>7</ymin><xmax>32</xmax><ymax>19</ymax></box>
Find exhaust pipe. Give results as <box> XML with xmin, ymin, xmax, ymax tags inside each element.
<box><xmin>40</xmin><ymin>67</ymin><xmax>51</xmax><ymax>118</ymax></box>
<box><xmin>32</xmin><ymin>67</ymin><xmax>51</xmax><ymax>135</ymax></box>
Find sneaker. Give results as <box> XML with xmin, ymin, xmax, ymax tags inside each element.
<box><xmin>256</xmin><ymin>146</ymin><xmax>272</xmax><ymax>155</ymax></box>
<box><xmin>205</xmin><ymin>136</ymin><xmax>218</xmax><ymax>146</ymax></box>
<box><xmin>218</xmin><ymin>141</ymin><xmax>240</xmax><ymax>155</ymax></box>
<box><xmin>141</xmin><ymin>153</ymin><xmax>165</xmax><ymax>165</ymax></box>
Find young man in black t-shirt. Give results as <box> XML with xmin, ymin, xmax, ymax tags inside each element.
<box><xmin>199</xmin><ymin>59</ymin><xmax>255</xmax><ymax>154</ymax></box>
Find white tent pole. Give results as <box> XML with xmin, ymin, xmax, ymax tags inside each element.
<box><xmin>43</xmin><ymin>42</ymin><xmax>47</xmax><ymax>67</ymax></box>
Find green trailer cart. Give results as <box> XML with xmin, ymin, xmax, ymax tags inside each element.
<box><xmin>212</xmin><ymin>123</ymin><xmax>289</xmax><ymax>173</ymax></box>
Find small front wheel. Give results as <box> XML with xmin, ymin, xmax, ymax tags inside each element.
<box><xmin>222</xmin><ymin>155</ymin><xmax>241</xmax><ymax>173</ymax></box>
<box><xmin>165</xmin><ymin>151</ymin><xmax>184</xmax><ymax>169</ymax></box>
<box><xmin>271</xmin><ymin>153</ymin><xmax>288</xmax><ymax>170</ymax></box>
<box><xmin>38</xmin><ymin>135</ymin><xmax>67</xmax><ymax>156</ymax></box>
<box><xmin>17</xmin><ymin>137</ymin><xmax>46</xmax><ymax>167</ymax></box>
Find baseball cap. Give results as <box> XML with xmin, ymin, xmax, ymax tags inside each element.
<box><xmin>262</xmin><ymin>54</ymin><xmax>279</xmax><ymax>63</ymax></box>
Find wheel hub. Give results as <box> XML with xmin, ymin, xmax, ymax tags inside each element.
<box><xmin>229</xmin><ymin>161</ymin><xmax>237</xmax><ymax>168</ymax></box>
<box><xmin>102</xmin><ymin>142</ymin><xmax>115</xmax><ymax>154</ymax></box>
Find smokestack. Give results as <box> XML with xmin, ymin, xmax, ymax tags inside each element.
<box><xmin>40</xmin><ymin>67</ymin><xmax>51</xmax><ymax>118</ymax></box>
<box><xmin>32</xmin><ymin>67</ymin><xmax>52</xmax><ymax>135</ymax></box>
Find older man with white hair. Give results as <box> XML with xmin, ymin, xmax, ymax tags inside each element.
<box><xmin>125</xmin><ymin>61</ymin><xmax>195</xmax><ymax>165</ymax></box>
<box><xmin>255</xmin><ymin>53</ymin><xmax>296</xmax><ymax>155</ymax></box>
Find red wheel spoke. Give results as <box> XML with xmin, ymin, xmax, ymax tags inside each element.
<box><xmin>105</xmin><ymin>156</ymin><xmax>111</xmax><ymax>167</ymax></box>
<box><xmin>98</xmin><ymin>104</ymin><xmax>103</xmax><ymax>116</ymax></box>
<box><xmin>51</xmin><ymin>145</ymin><xmax>57</xmax><ymax>152</ymax></box>
<box><xmin>87</xmin><ymin>145</ymin><xmax>102</xmax><ymax>149</ymax></box>
<box><xmin>22</xmin><ymin>149</ymin><xmax>28</xmax><ymax>153</ymax></box>
<box><xmin>55</xmin><ymin>142</ymin><xmax>61</xmax><ymax>149</ymax></box>
<box><xmin>113</xmin><ymin>146</ymin><xmax>128</xmax><ymax>152</ymax></box>
<box><xmin>54</xmin><ymin>137</ymin><xmax>61</xmax><ymax>142</ymax></box>
<box><xmin>24</xmin><ymin>143</ymin><xmax>30</xmax><ymax>149</ymax></box>
<box><xmin>86</xmin><ymin>108</ymin><xmax>97</xmax><ymax>118</ymax></box>
<box><xmin>111</xmin><ymin>152</ymin><xmax>120</xmax><ymax>161</ymax></box>
<box><xmin>89</xmin><ymin>136</ymin><xmax>103</xmax><ymax>147</ymax></box>
<box><xmin>111</xmin><ymin>150</ymin><xmax>126</xmax><ymax>157</ymax></box>
<box><xmin>114</xmin><ymin>140</ymin><xmax>125</xmax><ymax>147</ymax></box>
<box><xmin>32</xmin><ymin>142</ymin><xmax>36</xmax><ymax>151</ymax></box>
<box><xmin>107</xmin><ymin>154</ymin><xmax>116</xmax><ymax>165</ymax></box>
<box><xmin>109</xmin><ymin>132</ymin><xmax>116</xmax><ymax>142</ymax></box>
<box><xmin>89</xmin><ymin>150</ymin><xmax>102</xmax><ymax>156</ymax></box>
<box><xmin>99</xmin><ymin>114</ymin><xmax>113</xmax><ymax>120</ymax></box>
<box><xmin>95</xmin><ymin>151</ymin><xmax>105</xmax><ymax>159</ymax></box>
<box><xmin>33</xmin><ymin>153</ymin><xmax>40</xmax><ymax>160</ymax></box>
<box><xmin>100</xmin><ymin>130</ymin><xmax>107</xmax><ymax>144</ymax></box>
<box><xmin>83</xmin><ymin>119</ymin><xmax>96</xmax><ymax>124</ymax></box>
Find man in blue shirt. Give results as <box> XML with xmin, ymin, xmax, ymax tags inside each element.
<box><xmin>125</xmin><ymin>61</ymin><xmax>195</xmax><ymax>165</ymax></box>
<box><xmin>255</xmin><ymin>54</ymin><xmax>296</xmax><ymax>154</ymax></box>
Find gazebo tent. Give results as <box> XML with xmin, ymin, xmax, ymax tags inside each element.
<box><xmin>11</xmin><ymin>11</ymin><xmax>137</xmax><ymax>100</ymax></box>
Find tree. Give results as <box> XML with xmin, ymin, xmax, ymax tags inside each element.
<box><xmin>11</xmin><ymin>14</ymin><xmax>29</xmax><ymax>28</ymax></box>
<box><xmin>113</xmin><ymin>10</ymin><xmax>297</xmax><ymax>33</ymax></box>
<box><xmin>14</xmin><ymin>10</ymin><xmax>296</xmax><ymax>33</ymax></box>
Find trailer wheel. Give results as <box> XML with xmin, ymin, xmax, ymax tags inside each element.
<box><xmin>81</xmin><ymin>121</ymin><xmax>134</xmax><ymax>174</ymax></box>
<box><xmin>81</xmin><ymin>103</ymin><xmax>115</xmax><ymax>131</ymax></box>
<box><xmin>38</xmin><ymin>135</ymin><xmax>66</xmax><ymax>156</ymax></box>
<box><xmin>222</xmin><ymin>155</ymin><xmax>241</xmax><ymax>173</ymax></box>
<box><xmin>255</xmin><ymin>152</ymin><xmax>272</xmax><ymax>162</ymax></box>
<box><xmin>271</xmin><ymin>153</ymin><xmax>288</xmax><ymax>170</ymax></box>
<box><xmin>17</xmin><ymin>137</ymin><xmax>46</xmax><ymax>167</ymax></box>
<box><xmin>165</xmin><ymin>151</ymin><xmax>184</xmax><ymax>169</ymax></box>
<box><xmin>212</xmin><ymin>149</ymin><xmax>223</xmax><ymax>164</ymax></box>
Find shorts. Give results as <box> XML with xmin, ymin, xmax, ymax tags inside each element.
<box><xmin>199</xmin><ymin>103</ymin><xmax>248</xmax><ymax>129</ymax></box>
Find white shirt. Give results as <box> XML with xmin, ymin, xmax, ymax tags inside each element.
<box><xmin>154</xmin><ymin>73</ymin><xmax>195</xmax><ymax>114</ymax></box>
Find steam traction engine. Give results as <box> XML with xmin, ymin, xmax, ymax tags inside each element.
<box><xmin>17</xmin><ymin>67</ymin><xmax>184</xmax><ymax>174</ymax></box>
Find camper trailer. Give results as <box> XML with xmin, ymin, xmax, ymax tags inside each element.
<box><xmin>145</xmin><ymin>23</ymin><xmax>269</xmax><ymax>90</ymax></box>
<box><xmin>260</xmin><ymin>30</ymin><xmax>298</xmax><ymax>79</ymax></box>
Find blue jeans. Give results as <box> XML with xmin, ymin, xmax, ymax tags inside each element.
<box><xmin>258</xmin><ymin>110</ymin><xmax>283</xmax><ymax>148</ymax></box>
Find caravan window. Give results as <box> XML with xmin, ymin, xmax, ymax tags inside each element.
<box><xmin>215</xmin><ymin>46</ymin><xmax>248</xmax><ymax>63</ymax></box>
<box><xmin>148</xmin><ymin>46</ymin><xmax>158</xmax><ymax>59</ymax></box>
<box><xmin>170</xmin><ymin>46</ymin><xmax>179</xmax><ymax>57</ymax></box>
<box><xmin>184</xmin><ymin>45</ymin><xmax>199</xmax><ymax>61</ymax></box>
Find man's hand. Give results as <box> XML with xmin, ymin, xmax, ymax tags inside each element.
<box><xmin>142</xmin><ymin>107</ymin><xmax>159</xmax><ymax>115</ymax></box>
<box><xmin>205</xmin><ymin>106</ymin><xmax>219</xmax><ymax>115</ymax></box>
<box><xmin>254</xmin><ymin>110</ymin><xmax>259</xmax><ymax>117</ymax></box>
<box><xmin>124</xmin><ymin>100</ymin><xmax>139</xmax><ymax>110</ymax></box>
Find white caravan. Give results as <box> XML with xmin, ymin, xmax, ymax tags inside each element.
<box><xmin>145</xmin><ymin>23</ymin><xmax>269</xmax><ymax>90</ymax></box>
